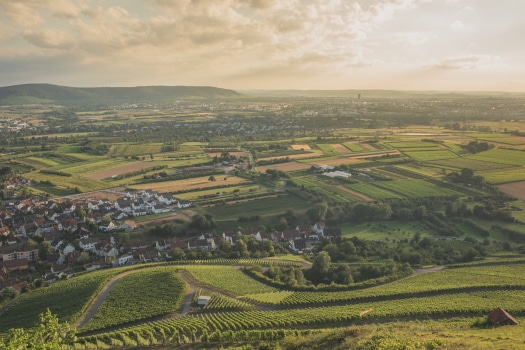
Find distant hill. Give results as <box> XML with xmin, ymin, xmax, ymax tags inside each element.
<box><xmin>0</xmin><ymin>84</ymin><xmax>244</xmax><ymax>105</ymax></box>
<box><xmin>240</xmin><ymin>89</ymin><xmax>525</xmax><ymax>98</ymax></box>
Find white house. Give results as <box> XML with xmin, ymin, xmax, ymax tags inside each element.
<box><xmin>114</xmin><ymin>254</ymin><xmax>133</xmax><ymax>266</ymax></box>
<box><xmin>197</xmin><ymin>296</ymin><xmax>212</xmax><ymax>306</ymax></box>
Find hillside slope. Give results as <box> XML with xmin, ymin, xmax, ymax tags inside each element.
<box><xmin>0</xmin><ymin>84</ymin><xmax>243</xmax><ymax>105</ymax></box>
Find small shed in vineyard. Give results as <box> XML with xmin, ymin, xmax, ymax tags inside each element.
<box><xmin>488</xmin><ymin>307</ymin><xmax>519</xmax><ymax>326</ymax></box>
<box><xmin>197</xmin><ymin>296</ymin><xmax>212</xmax><ymax>306</ymax></box>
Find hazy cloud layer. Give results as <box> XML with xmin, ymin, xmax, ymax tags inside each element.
<box><xmin>0</xmin><ymin>0</ymin><xmax>524</xmax><ymax>91</ymax></box>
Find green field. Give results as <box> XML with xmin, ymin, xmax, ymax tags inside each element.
<box><xmin>403</xmin><ymin>150</ymin><xmax>458</xmax><ymax>161</ymax></box>
<box><xmin>25</xmin><ymin>172</ymin><xmax>108</xmax><ymax>192</ymax></box>
<box><xmin>372</xmin><ymin>179</ymin><xmax>462</xmax><ymax>198</ymax></box>
<box><xmin>345</xmin><ymin>182</ymin><xmax>401</xmax><ymax>199</ymax></box>
<box><xmin>386</xmin><ymin>141</ymin><xmax>440</xmax><ymax>149</ymax></box>
<box><xmin>427</xmin><ymin>157</ymin><xmax>515</xmax><ymax>171</ymax></box>
<box><xmin>206</xmin><ymin>193</ymin><xmax>311</xmax><ymax>219</ymax></box>
<box><xmin>108</xmin><ymin>143</ymin><xmax>163</xmax><ymax>157</ymax></box>
<box><xmin>480</xmin><ymin>167</ymin><xmax>525</xmax><ymax>184</ymax></box>
<box><xmin>342</xmin><ymin>142</ymin><xmax>364</xmax><ymax>151</ymax></box>
<box><xmin>466</xmin><ymin>148</ymin><xmax>525</xmax><ymax>166</ymax></box>
<box><xmin>316</xmin><ymin>144</ymin><xmax>341</xmax><ymax>155</ymax></box>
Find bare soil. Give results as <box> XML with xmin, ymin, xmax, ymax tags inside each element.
<box><xmin>498</xmin><ymin>181</ymin><xmax>525</xmax><ymax>200</ymax></box>
<box><xmin>291</xmin><ymin>144</ymin><xmax>311</xmax><ymax>150</ymax></box>
<box><xmin>331</xmin><ymin>144</ymin><xmax>352</xmax><ymax>154</ymax></box>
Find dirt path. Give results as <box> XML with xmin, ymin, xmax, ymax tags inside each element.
<box><xmin>336</xmin><ymin>185</ymin><xmax>373</xmax><ymax>201</ymax></box>
<box><xmin>73</xmin><ymin>270</ymin><xmax>138</xmax><ymax>328</ymax></box>
<box><xmin>412</xmin><ymin>265</ymin><xmax>446</xmax><ymax>277</ymax></box>
<box><xmin>72</xmin><ymin>265</ymin><xmax>272</xmax><ymax>329</ymax></box>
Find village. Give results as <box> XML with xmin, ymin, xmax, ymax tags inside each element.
<box><xmin>0</xmin><ymin>178</ymin><xmax>341</xmax><ymax>295</ymax></box>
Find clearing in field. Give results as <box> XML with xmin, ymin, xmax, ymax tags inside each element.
<box><xmin>497</xmin><ymin>181</ymin><xmax>525</xmax><ymax>200</ymax></box>
<box><xmin>129</xmin><ymin>175</ymin><xmax>249</xmax><ymax>193</ymax></box>
<box><xmin>85</xmin><ymin>161</ymin><xmax>156</xmax><ymax>180</ymax></box>
<box><xmin>291</xmin><ymin>144</ymin><xmax>311</xmax><ymax>150</ymax></box>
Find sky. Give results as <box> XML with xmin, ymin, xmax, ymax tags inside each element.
<box><xmin>0</xmin><ymin>0</ymin><xmax>524</xmax><ymax>91</ymax></box>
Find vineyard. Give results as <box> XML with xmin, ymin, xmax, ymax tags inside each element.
<box><xmin>80</xmin><ymin>269</ymin><xmax>186</xmax><ymax>332</ymax></box>
<box><xmin>0</xmin><ymin>258</ymin><xmax>522</xmax><ymax>349</ymax></box>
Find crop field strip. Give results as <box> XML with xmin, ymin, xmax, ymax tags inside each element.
<box><xmin>385</xmin><ymin>141</ymin><xmax>442</xmax><ymax>149</ymax></box>
<box><xmin>426</xmin><ymin>157</ymin><xmax>516</xmax><ymax>171</ymax></box>
<box><xmin>345</xmin><ymin>182</ymin><xmax>401</xmax><ymax>199</ymax></box>
<box><xmin>403</xmin><ymin>150</ymin><xmax>459</xmax><ymax>161</ymax></box>
<box><xmin>25</xmin><ymin>172</ymin><xmax>109</xmax><ymax>192</ymax></box>
<box><xmin>291</xmin><ymin>176</ymin><xmax>352</xmax><ymax>203</ymax></box>
<box><xmin>129</xmin><ymin>175</ymin><xmax>250</xmax><ymax>193</ymax></box>
<box><xmin>316</xmin><ymin>143</ymin><xmax>342</xmax><ymax>155</ymax></box>
<box><xmin>465</xmin><ymin>148</ymin><xmax>525</xmax><ymax>166</ymax></box>
<box><xmin>45</xmin><ymin>158</ymin><xmax>127</xmax><ymax>174</ymax></box>
<box><xmin>371</xmin><ymin>179</ymin><xmax>462</xmax><ymax>198</ymax></box>
<box><xmin>479</xmin><ymin>167</ymin><xmax>525</xmax><ymax>184</ymax></box>
<box><xmin>206</xmin><ymin>192</ymin><xmax>311</xmax><ymax>218</ymax></box>
<box><xmin>342</xmin><ymin>142</ymin><xmax>364</xmax><ymax>151</ymax></box>
<box><xmin>107</xmin><ymin>143</ymin><xmax>163</xmax><ymax>157</ymax></box>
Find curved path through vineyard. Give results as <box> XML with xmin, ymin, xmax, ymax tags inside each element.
<box><xmin>72</xmin><ymin>267</ymin><xmax>267</xmax><ymax>329</ymax></box>
<box><xmin>71</xmin><ymin>263</ymin><xmax>442</xmax><ymax>329</ymax></box>
<box><xmin>73</xmin><ymin>270</ymin><xmax>138</xmax><ymax>328</ymax></box>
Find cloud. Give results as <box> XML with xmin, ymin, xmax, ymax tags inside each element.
<box><xmin>427</xmin><ymin>54</ymin><xmax>501</xmax><ymax>70</ymax></box>
<box><xmin>391</xmin><ymin>32</ymin><xmax>432</xmax><ymax>46</ymax></box>
<box><xmin>450</xmin><ymin>20</ymin><xmax>464</xmax><ymax>31</ymax></box>
<box><xmin>22</xmin><ymin>29</ymin><xmax>74</xmax><ymax>49</ymax></box>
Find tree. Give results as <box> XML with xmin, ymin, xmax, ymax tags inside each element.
<box><xmin>311</xmin><ymin>251</ymin><xmax>331</xmax><ymax>275</ymax></box>
<box><xmin>0</xmin><ymin>309</ymin><xmax>76</xmax><ymax>349</ymax></box>
<box><xmin>306</xmin><ymin>202</ymin><xmax>328</xmax><ymax>222</ymax></box>
<box><xmin>170</xmin><ymin>248</ymin><xmax>186</xmax><ymax>260</ymax></box>
<box><xmin>38</xmin><ymin>241</ymin><xmax>53</xmax><ymax>260</ymax></box>
<box><xmin>322</xmin><ymin>244</ymin><xmax>341</xmax><ymax>262</ymax></box>
<box><xmin>208</xmin><ymin>175</ymin><xmax>216</xmax><ymax>182</ymax></box>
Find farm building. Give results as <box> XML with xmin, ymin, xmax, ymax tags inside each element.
<box><xmin>197</xmin><ymin>296</ymin><xmax>212</xmax><ymax>306</ymax></box>
<box><xmin>488</xmin><ymin>307</ymin><xmax>519</xmax><ymax>326</ymax></box>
